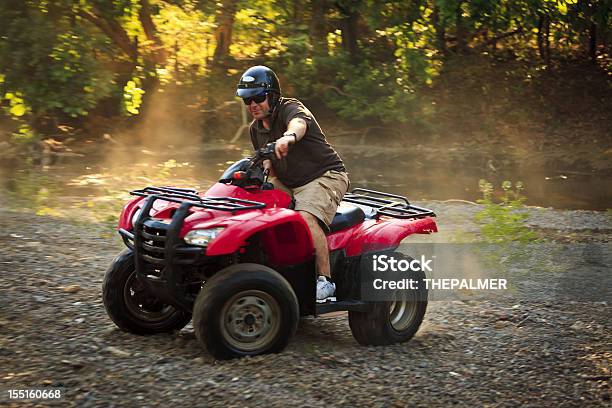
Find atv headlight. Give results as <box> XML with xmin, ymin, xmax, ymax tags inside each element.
<box><xmin>184</xmin><ymin>228</ymin><xmax>224</xmax><ymax>247</ymax></box>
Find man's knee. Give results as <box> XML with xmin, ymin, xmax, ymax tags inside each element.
<box><xmin>298</xmin><ymin>210</ymin><xmax>317</xmax><ymax>225</ymax></box>
<box><xmin>270</xmin><ymin>177</ymin><xmax>292</xmax><ymax>196</ymax></box>
<box><xmin>298</xmin><ymin>211</ymin><xmax>324</xmax><ymax>232</ymax></box>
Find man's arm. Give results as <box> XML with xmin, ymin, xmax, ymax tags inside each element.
<box><xmin>275</xmin><ymin>117</ymin><xmax>307</xmax><ymax>159</ymax></box>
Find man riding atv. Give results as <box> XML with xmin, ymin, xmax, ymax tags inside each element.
<box><xmin>102</xmin><ymin>68</ymin><xmax>437</xmax><ymax>360</ymax></box>
<box><xmin>236</xmin><ymin>65</ymin><xmax>349</xmax><ymax>301</ymax></box>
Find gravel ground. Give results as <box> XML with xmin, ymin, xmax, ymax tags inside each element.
<box><xmin>0</xmin><ymin>205</ymin><xmax>610</xmax><ymax>407</ymax></box>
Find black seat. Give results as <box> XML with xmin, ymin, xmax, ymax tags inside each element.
<box><xmin>329</xmin><ymin>203</ymin><xmax>365</xmax><ymax>233</ymax></box>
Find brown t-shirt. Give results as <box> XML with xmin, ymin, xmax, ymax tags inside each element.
<box><xmin>249</xmin><ymin>97</ymin><xmax>345</xmax><ymax>188</ymax></box>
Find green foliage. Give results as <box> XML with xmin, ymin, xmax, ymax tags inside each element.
<box><xmin>0</xmin><ymin>2</ymin><xmax>117</xmax><ymax>121</ymax></box>
<box><xmin>231</xmin><ymin>2</ymin><xmax>284</xmax><ymax>59</ymax></box>
<box><xmin>0</xmin><ymin>0</ymin><xmax>610</xmax><ymax>130</ymax></box>
<box><xmin>153</xmin><ymin>2</ymin><xmax>215</xmax><ymax>80</ymax></box>
<box><xmin>11</xmin><ymin>124</ymin><xmax>39</xmax><ymax>144</ymax></box>
<box><xmin>281</xmin><ymin>33</ymin><xmax>317</xmax><ymax>95</ymax></box>
<box><xmin>475</xmin><ymin>180</ymin><xmax>540</xmax><ymax>243</ymax></box>
<box><xmin>318</xmin><ymin>54</ymin><xmax>420</xmax><ymax>122</ymax></box>
<box><xmin>3</xmin><ymin>92</ymin><xmax>29</xmax><ymax>117</ymax></box>
<box><xmin>123</xmin><ymin>76</ymin><xmax>145</xmax><ymax>115</ymax></box>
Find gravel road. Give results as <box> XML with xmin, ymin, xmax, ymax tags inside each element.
<box><xmin>0</xmin><ymin>205</ymin><xmax>610</xmax><ymax>407</ymax></box>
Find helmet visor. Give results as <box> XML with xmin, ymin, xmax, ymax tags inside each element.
<box><xmin>236</xmin><ymin>87</ymin><xmax>268</xmax><ymax>98</ymax></box>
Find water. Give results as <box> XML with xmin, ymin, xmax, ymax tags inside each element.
<box><xmin>336</xmin><ymin>144</ymin><xmax>611</xmax><ymax>210</ymax></box>
<box><xmin>1</xmin><ymin>137</ymin><xmax>610</xmax><ymax>215</ymax></box>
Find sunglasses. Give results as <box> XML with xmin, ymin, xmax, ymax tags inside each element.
<box><xmin>242</xmin><ymin>92</ymin><xmax>268</xmax><ymax>105</ymax></box>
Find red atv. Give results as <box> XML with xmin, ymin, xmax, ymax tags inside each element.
<box><xmin>103</xmin><ymin>143</ymin><xmax>437</xmax><ymax>359</ymax></box>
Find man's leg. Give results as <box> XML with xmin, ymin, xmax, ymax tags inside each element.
<box><xmin>299</xmin><ymin>210</ymin><xmax>336</xmax><ymax>300</ymax></box>
<box><xmin>268</xmin><ymin>176</ymin><xmax>293</xmax><ymax>197</ymax></box>
<box><xmin>292</xmin><ymin>170</ymin><xmax>349</xmax><ymax>300</ymax></box>
<box><xmin>298</xmin><ymin>211</ymin><xmax>330</xmax><ymax>278</ymax></box>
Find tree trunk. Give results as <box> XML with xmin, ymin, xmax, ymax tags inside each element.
<box><xmin>137</xmin><ymin>0</ymin><xmax>165</xmax><ymax>98</ymax></box>
<box><xmin>174</xmin><ymin>40</ymin><xmax>179</xmax><ymax>81</ymax></box>
<box><xmin>432</xmin><ymin>5</ymin><xmax>447</xmax><ymax>54</ymax></box>
<box><xmin>455</xmin><ymin>0</ymin><xmax>466</xmax><ymax>52</ymax></box>
<box><xmin>335</xmin><ymin>1</ymin><xmax>361</xmax><ymax>60</ymax></box>
<box><xmin>589</xmin><ymin>22</ymin><xmax>597</xmax><ymax>63</ymax></box>
<box><xmin>545</xmin><ymin>17</ymin><xmax>551</xmax><ymax>66</ymax></box>
<box><xmin>292</xmin><ymin>0</ymin><xmax>303</xmax><ymax>25</ymax></box>
<box><xmin>341</xmin><ymin>10</ymin><xmax>359</xmax><ymax>59</ymax></box>
<box><xmin>537</xmin><ymin>14</ymin><xmax>545</xmax><ymax>61</ymax></box>
<box><xmin>213</xmin><ymin>0</ymin><xmax>239</xmax><ymax>65</ymax></box>
<box><xmin>79</xmin><ymin>2</ymin><xmax>163</xmax><ymax>70</ymax></box>
<box><xmin>139</xmin><ymin>0</ymin><xmax>166</xmax><ymax>66</ymax></box>
<box><xmin>488</xmin><ymin>18</ymin><xmax>496</xmax><ymax>51</ymax></box>
<box><xmin>309</xmin><ymin>0</ymin><xmax>329</xmax><ymax>56</ymax></box>
<box><xmin>78</xmin><ymin>7</ymin><xmax>136</xmax><ymax>61</ymax></box>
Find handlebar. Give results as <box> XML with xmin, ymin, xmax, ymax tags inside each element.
<box><xmin>252</xmin><ymin>142</ymin><xmax>277</xmax><ymax>165</ymax></box>
<box><xmin>222</xmin><ymin>142</ymin><xmax>280</xmax><ymax>188</ymax></box>
<box><xmin>222</xmin><ymin>142</ymin><xmax>275</xmax><ymax>188</ymax></box>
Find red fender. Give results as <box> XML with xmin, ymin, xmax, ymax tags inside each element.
<box><xmin>205</xmin><ymin>208</ymin><xmax>314</xmax><ymax>265</ymax></box>
<box><xmin>344</xmin><ymin>217</ymin><xmax>437</xmax><ymax>257</ymax></box>
<box><xmin>118</xmin><ymin>196</ymin><xmax>145</xmax><ymax>231</ymax></box>
<box><xmin>326</xmin><ymin>220</ymin><xmax>376</xmax><ymax>252</ymax></box>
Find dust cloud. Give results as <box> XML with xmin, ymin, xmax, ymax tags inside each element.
<box><xmin>96</xmin><ymin>85</ymin><xmax>249</xmax><ymax>191</ymax></box>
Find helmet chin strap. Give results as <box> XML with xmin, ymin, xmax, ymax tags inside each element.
<box><xmin>264</xmin><ymin>93</ymin><xmax>279</xmax><ymax>117</ymax></box>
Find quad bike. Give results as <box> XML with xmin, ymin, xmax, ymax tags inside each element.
<box><xmin>103</xmin><ymin>143</ymin><xmax>438</xmax><ymax>359</ymax></box>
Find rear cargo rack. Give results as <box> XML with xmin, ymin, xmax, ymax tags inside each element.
<box><xmin>130</xmin><ymin>186</ymin><xmax>266</xmax><ymax>212</ymax></box>
<box><xmin>342</xmin><ymin>188</ymin><xmax>435</xmax><ymax>219</ymax></box>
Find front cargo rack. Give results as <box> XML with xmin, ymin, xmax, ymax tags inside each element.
<box><xmin>342</xmin><ymin>188</ymin><xmax>435</xmax><ymax>219</ymax></box>
<box><xmin>130</xmin><ymin>186</ymin><xmax>266</xmax><ymax>212</ymax></box>
<box><xmin>120</xmin><ymin>186</ymin><xmax>268</xmax><ymax>311</ymax></box>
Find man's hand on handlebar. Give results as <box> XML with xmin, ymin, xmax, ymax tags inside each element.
<box><xmin>262</xmin><ymin>159</ymin><xmax>275</xmax><ymax>176</ymax></box>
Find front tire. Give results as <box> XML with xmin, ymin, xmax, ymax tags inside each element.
<box><xmin>102</xmin><ymin>249</ymin><xmax>191</xmax><ymax>334</ymax></box>
<box><xmin>193</xmin><ymin>263</ymin><xmax>299</xmax><ymax>360</ymax></box>
<box><xmin>349</xmin><ymin>252</ymin><xmax>428</xmax><ymax>346</ymax></box>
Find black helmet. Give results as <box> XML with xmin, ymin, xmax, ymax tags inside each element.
<box><xmin>236</xmin><ymin>65</ymin><xmax>281</xmax><ymax>99</ymax></box>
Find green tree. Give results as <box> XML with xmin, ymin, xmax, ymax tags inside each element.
<box><xmin>0</xmin><ymin>0</ymin><xmax>170</xmax><ymax>127</ymax></box>
<box><xmin>1</xmin><ymin>0</ymin><xmax>609</xmax><ymax>134</ymax></box>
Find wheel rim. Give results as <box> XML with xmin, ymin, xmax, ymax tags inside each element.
<box><xmin>389</xmin><ymin>290</ymin><xmax>419</xmax><ymax>332</ymax></box>
<box><xmin>220</xmin><ymin>290</ymin><xmax>281</xmax><ymax>353</ymax></box>
<box><xmin>123</xmin><ymin>271</ymin><xmax>176</xmax><ymax>323</ymax></box>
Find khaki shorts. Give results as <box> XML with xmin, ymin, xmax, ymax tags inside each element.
<box><xmin>271</xmin><ymin>170</ymin><xmax>350</xmax><ymax>229</ymax></box>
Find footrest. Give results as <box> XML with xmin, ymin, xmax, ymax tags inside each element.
<box><xmin>316</xmin><ymin>300</ymin><xmax>371</xmax><ymax>315</ymax></box>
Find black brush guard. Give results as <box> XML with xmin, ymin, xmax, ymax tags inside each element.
<box><xmin>118</xmin><ymin>186</ymin><xmax>266</xmax><ymax>311</ymax></box>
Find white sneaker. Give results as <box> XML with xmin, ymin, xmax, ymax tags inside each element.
<box><xmin>316</xmin><ymin>276</ymin><xmax>336</xmax><ymax>301</ymax></box>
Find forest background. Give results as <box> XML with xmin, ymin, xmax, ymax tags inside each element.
<box><xmin>1</xmin><ymin>0</ymin><xmax>610</xmax><ymax>138</ymax></box>
<box><xmin>0</xmin><ymin>0</ymin><xmax>610</xmax><ymax>211</ymax></box>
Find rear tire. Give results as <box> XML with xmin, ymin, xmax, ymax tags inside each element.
<box><xmin>193</xmin><ymin>263</ymin><xmax>299</xmax><ymax>360</ymax></box>
<box><xmin>349</xmin><ymin>252</ymin><xmax>427</xmax><ymax>346</ymax></box>
<box><xmin>102</xmin><ymin>249</ymin><xmax>192</xmax><ymax>334</ymax></box>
